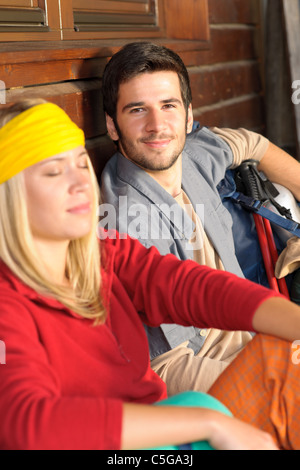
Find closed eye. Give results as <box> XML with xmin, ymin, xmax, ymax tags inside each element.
<box><xmin>45</xmin><ymin>172</ymin><xmax>61</xmax><ymax>177</ymax></box>
<box><xmin>77</xmin><ymin>151</ymin><xmax>90</xmax><ymax>169</ymax></box>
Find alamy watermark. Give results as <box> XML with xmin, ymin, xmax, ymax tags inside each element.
<box><xmin>292</xmin><ymin>80</ymin><xmax>300</xmax><ymax>105</ymax></box>
<box><xmin>0</xmin><ymin>80</ymin><xmax>6</xmax><ymax>105</ymax></box>
<box><xmin>97</xmin><ymin>198</ymin><xmax>205</xmax><ymax>251</ymax></box>
<box><xmin>291</xmin><ymin>340</ymin><xmax>300</xmax><ymax>365</ymax></box>
<box><xmin>0</xmin><ymin>340</ymin><xmax>6</xmax><ymax>365</ymax></box>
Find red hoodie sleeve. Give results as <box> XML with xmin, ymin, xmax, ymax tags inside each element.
<box><xmin>0</xmin><ymin>293</ymin><xmax>123</xmax><ymax>450</ymax></box>
<box><xmin>106</xmin><ymin>232</ymin><xmax>282</xmax><ymax>332</ymax></box>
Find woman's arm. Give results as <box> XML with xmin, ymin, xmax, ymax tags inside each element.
<box><xmin>252</xmin><ymin>296</ymin><xmax>300</xmax><ymax>342</ymax></box>
<box><xmin>109</xmin><ymin>234</ymin><xmax>283</xmax><ymax>334</ymax></box>
<box><xmin>121</xmin><ymin>403</ymin><xmax>277</xmax><ymax>450</ymax></box>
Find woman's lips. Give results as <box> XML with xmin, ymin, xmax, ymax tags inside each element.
<box><xmin>67</xmin><ymin>203</ymin><xmax>91</xmax><ymax>214</ymax></box>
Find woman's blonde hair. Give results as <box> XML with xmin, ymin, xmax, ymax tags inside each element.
<box><xmin>0</xmin><ymin>99</ymin><xmax>106</xmax><ymax>323</ymax></box>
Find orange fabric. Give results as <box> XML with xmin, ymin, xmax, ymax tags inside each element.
<box><xmin>209</xmin><ymin>334</ymin><xmax>300</xmax><ymax>450</ymax></box>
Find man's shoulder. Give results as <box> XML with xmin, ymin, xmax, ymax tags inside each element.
<box><xmin>101</xmin><ymin>151</ymin><xmax>170</xmax><ymax>205</ymax></box>
<box><xmin>102</xmin><ymin>151</ymin><xmax>145</xmax><ymax>185</ymax></box>
<box><xmin>185</xmin><ymin>126</ymin><xmax>232</xmax><ymax>152</ymax></box>
<box><xmin>183</xmin><ymin>126</ymin><xmax>233</xmax><ymax>178</ymax></box>
<box><xmin>101</xmin><ymin>151</ymin><xmax>119</xmax><ymax>181</ymax></box>
<box><xmin>101</xmin><ymin>152</ymin><xmax>137</xmax><ymax>195</ymax></box>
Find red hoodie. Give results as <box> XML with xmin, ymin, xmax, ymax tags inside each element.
<box><xmin>0</xmin><ymin>233</ymin><xmax>277</xmax><ymax>449</ymax></box>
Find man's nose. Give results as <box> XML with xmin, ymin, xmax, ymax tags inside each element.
<box><xmin>145</xmin><ymin>109</ymin><xmax>167</xmax><ymax>133</ymax></box>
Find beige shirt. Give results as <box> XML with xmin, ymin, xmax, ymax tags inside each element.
<box><xmin>176</xmin><ymin>128</ymin><xmax>268</xmax><ymax>386</ymax></box>
<box><xmin>175</xmin><ymin>190</ymin><xmax>253</xmax><ymax>373</ymax></box>
<box><xmin>210</xmin><ymin>127</ymin><xmax>270</xmax><ymax>168</ymax></box>
<box><xmin>152</xmin><ymin>128</ymin><xmax>270</xmax><ymax>392</ymax></box>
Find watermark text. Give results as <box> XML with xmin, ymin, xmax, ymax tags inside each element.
<box><xmin>0</xmin><ymin>80</ymin><xmax>6</xmax><ymax>104</ymax></box>
<box><xmin>97</xmin><ymin>198</ymin><xmax>205</xmax><ymax>251</ymax></box>
<box><xmin>0</xmin><ymin>340</ymin><xmax>6</xmax><ymax>365</ymax></box>
<box><xmin>292</xmin><ymin>80</ymin><xmax>300</xmax><ymax>105</ymax></box>
<box><xmin>292</xmin><ymin>340</ymin><xmax>300</xmax><ymax>365</ymax></box>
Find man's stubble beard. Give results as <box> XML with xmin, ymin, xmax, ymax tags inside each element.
<box><xmin>116</xmin><ymin>123</ymin><xmax>188</xmax><ymax>172</ymax></box>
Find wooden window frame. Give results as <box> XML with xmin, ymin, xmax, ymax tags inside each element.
<box><xmin>0</xmin><ymin>0</ymin><xmax>210</xmax><ymax>48</ymax></box>
<box><xmin>0</xmin><ymin>0</ymin><xmax>63</xmax><ymax>41</ymax></box>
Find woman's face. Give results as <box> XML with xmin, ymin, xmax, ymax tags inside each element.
<box><xmin>24</xmin><ymin>145</ymin><xmax>94</xmax><ymax>245</ymax></box>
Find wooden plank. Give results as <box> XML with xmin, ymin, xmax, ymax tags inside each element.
<box><xmin>0</xmin><ymin>42</ymin><xmax>119</xmax><ymax>64</ymax></box>
<box><xmin>62</xmin><ymin>28</ymin><xmax>162</xmax><ymax>40</ymax></box>
<box><xmin>0</xmin><ymin>57</ymin><xmax>107</xmax><ymax>88</ymax></box>
<box><xmin>282</xmin><ymin>0</ymin><xmax>300</xmax><ymax>158</ymax></box>
<box><xmin>0</xmin><ymin>39</ymin><xmax>209</xmax><ymax>66</ymax></box>
<box><xmin>193</xmin><ymin>94</ymin><xmax>264</xmax><ymax>130</ymax></box>
<box><xmin>4</xmin><ymin>79</ymin><xmax>106</xmax><ymax>139</ymax></box>
<box><xmin>0</xmin><ymin>31</ymin><xmax>60</xmax><ymax>41</ymax></box>
<box><xmin>163</xmin><ymin>0</ymin><xmax>209</xmax><ymax>41</ymax></box>
<box><xmin>189</xmin><ymin>62</ymin><xmax>261</xmax><ymax>108</ymax></box>
<box><xmin>0</xmin><ymin>7</ymin><xmax>44</xmax><ymax>22</ymax></box>
<box><xmin>72</xmin><ymin>0</ymin><xmax>149</xmax><ymax>13</ymax></box>
<box><xmin>86</xmin><ymin>135</ymin><xmax>116</xmax><ymax>179</ymax></box>
<box><xmin>40</xmin><ymin>0</ymin><xmax>74</xmax><ymax>32</ymax></box>
<box><xmin>0</xmin><ymin>1</ymin><xmax>36</xmax><ymax>6</ymax></box>
<box><xmin>73</xmin><ymin>12</ymin><xmax>156</xmax><ymax>26</ymax></box>
<box><xmin>181</xmin><ymin>27</ymin><xmax>256</xmax><ymax>67</ymax></box>
<box><xmin>209</xmin><ymin>0</ymin><xmax>258</xmax><ymax>25</ymax></box>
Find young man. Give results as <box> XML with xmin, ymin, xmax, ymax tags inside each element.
<box><xmin>100</xmin><ymin>42</ymin><xmax>300</xmax><ymax>394</ymax></box>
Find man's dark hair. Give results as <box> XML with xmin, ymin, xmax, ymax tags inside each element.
<box><xmin>102</xmin><ymin>41</ymin><xmax>192</xmax><ymax>123</ymax></box>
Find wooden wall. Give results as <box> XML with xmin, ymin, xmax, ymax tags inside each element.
<box><xmin>0</xmin><ymin>0</ymin><xmax>264</xmax><ymax>179</ymax></box>
<box><xmin>189</xmin><ymin>0</ymin><xmax>264</xmax><ymax>131</ymax></box>
<box><xmin>265</xmin><ymin>0</ymin><xmax>299</xmax><ymax>157</ymax></box>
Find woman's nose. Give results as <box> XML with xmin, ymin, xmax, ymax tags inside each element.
<box><xmin>69</xmin><ymin>168</ymin><xmax>91</xmax><ymax>193</ymax></box>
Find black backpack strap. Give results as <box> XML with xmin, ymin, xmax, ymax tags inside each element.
<box><xmin>231</xmin><ymin>160</ymin><xmax>300</xmax><ymax>237</ymax></box>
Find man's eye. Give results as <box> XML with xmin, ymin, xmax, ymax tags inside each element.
<box><xmin>130</xmin><ymin>108</ymin><xmax>143</xmax><ymax>113</ymax></box>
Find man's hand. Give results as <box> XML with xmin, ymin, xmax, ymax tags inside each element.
<box><xmin>259</xmin><ymin>142</ymin><xmax>300</xmax><ymax>201</ymax></box>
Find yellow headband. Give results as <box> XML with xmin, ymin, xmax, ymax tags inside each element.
<box><xmin>0</xmin><ymin>102</ymin><xmax>85</xmax><ymax>184</ymax></box>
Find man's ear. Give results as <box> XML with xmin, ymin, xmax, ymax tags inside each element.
<box><xmin>186</xmin><ymin>104</ymin><xmax>194</xmax><ymax>134</ymax></box>
<box><xmin>106</xmin><ymin>113</ymin><xmax>120</xmax><ymax>141</ymax></box>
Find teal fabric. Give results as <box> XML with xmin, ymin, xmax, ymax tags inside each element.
<box><xmin>148</xmin><ymin>391</ymin><xmax>232</xmax><ymax>450</ymax></box>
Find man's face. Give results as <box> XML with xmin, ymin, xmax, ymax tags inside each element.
<box><xmin>106</xmin><ymin>71</ymin><xmax>193</xmax><ymax>172</ymax></box>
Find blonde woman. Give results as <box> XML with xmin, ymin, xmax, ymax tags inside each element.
<box><xmin>0</xmin><ymin>100</ymin><xmax>299</xmax><ymax>451</ymax></box>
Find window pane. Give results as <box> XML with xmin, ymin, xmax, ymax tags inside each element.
<box><xmin>0</xmin><ymin>6</ymin><xmax>46</xmax><ymax>32</ymax></box>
